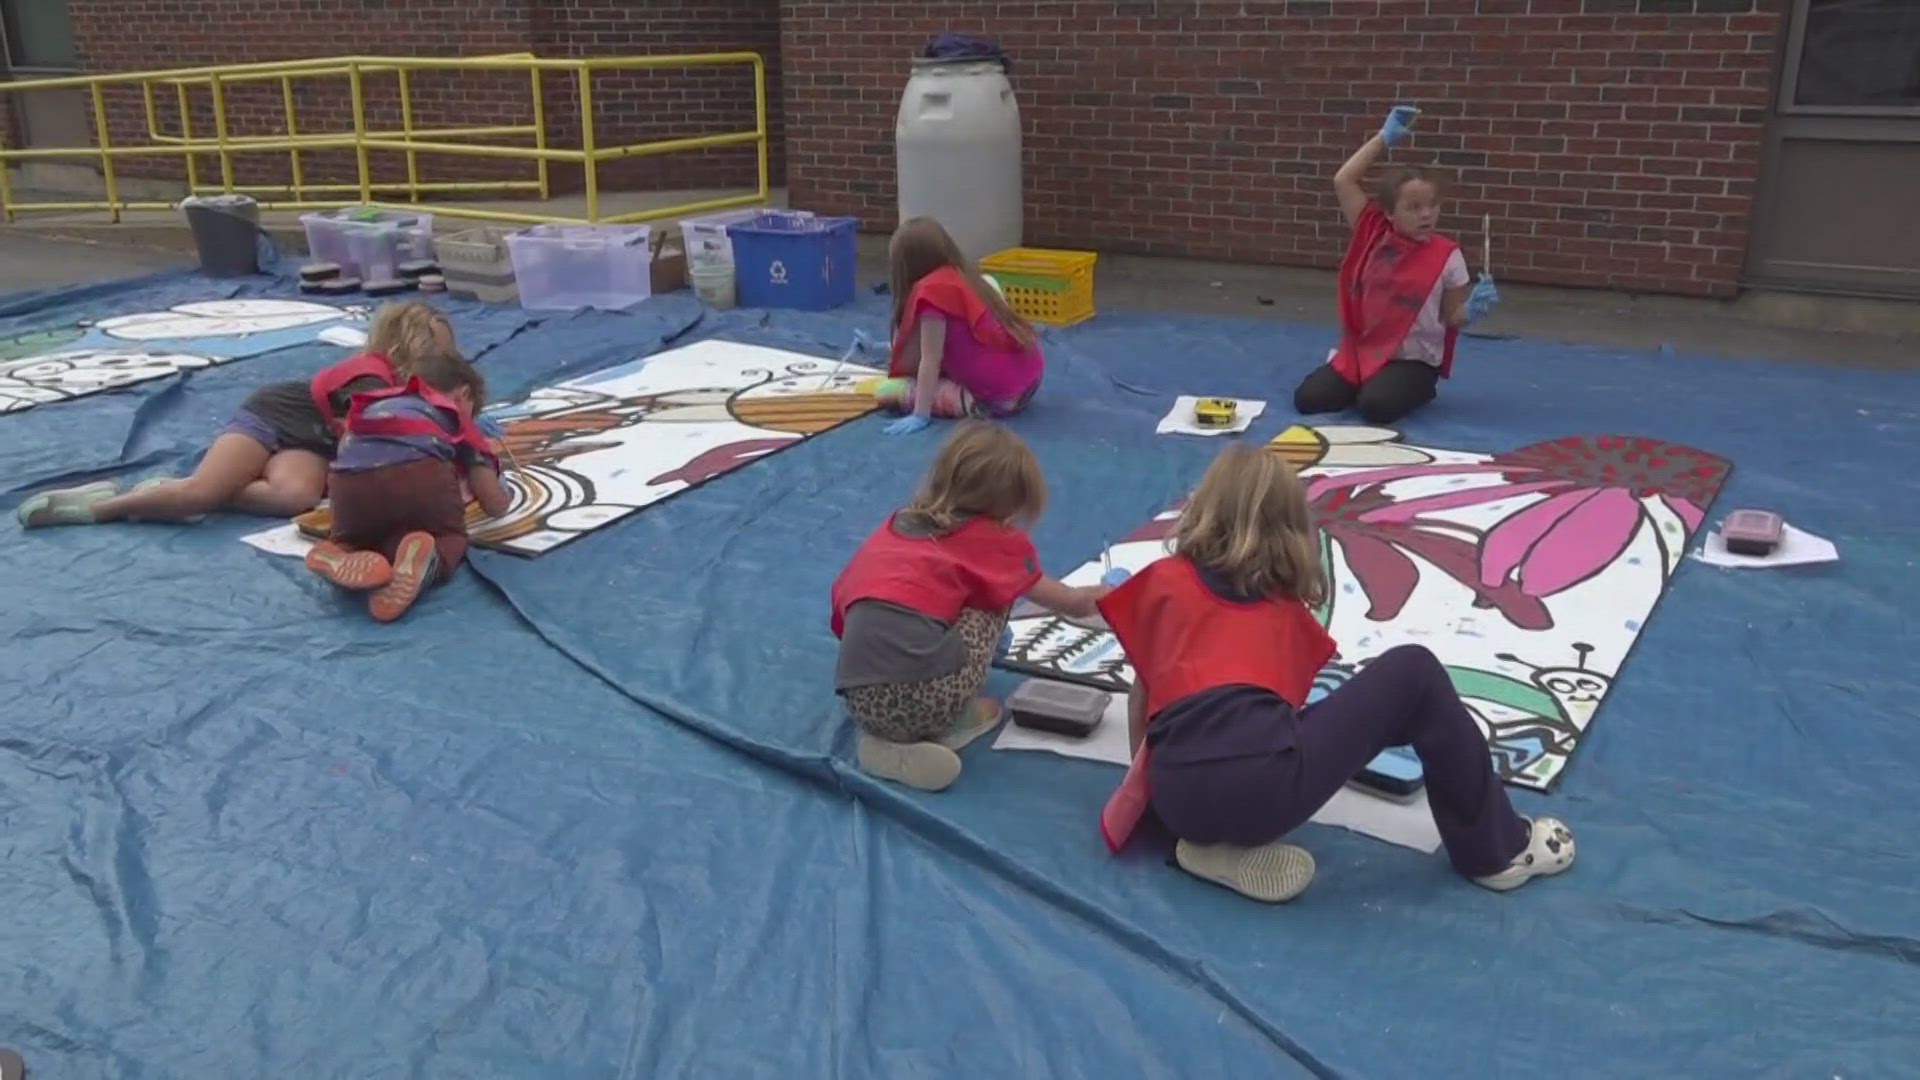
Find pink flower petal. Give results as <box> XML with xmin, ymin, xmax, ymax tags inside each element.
<box><xmin>1359</xmin><ymin>479</ymin><xmax>1567</xmax><ymax>524</ymax></box>
<box><xmin>1514</xmin><ymin>486</ymin><xmax>1644</xmax><ymax>596</ymax></box>
<box><xmin>1383</xmin><ymin>524</ymin><xmax>1555</xmax><ymax>631</ymax></box>
<box><xmin>1480</xmin><ymin>489</ymin><xmax>1602</xmax><ymax>589</ymax></box>
<box><xmin>1335</xmin><ymin>531</ymin><xmax>1419</xmax><ymax>621</ymax></box>
<box><xmin>1659</xmin><ymin>492</ymin><xmax>1706</xmax><ymax>535</ymax></box>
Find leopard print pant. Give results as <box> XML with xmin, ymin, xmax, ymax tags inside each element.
<box><xmin>843</xmin><ymin>607</ymin><xmax>1004</xmax><ymax>743</ymax></box>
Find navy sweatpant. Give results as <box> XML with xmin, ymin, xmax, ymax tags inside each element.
<box><xmin>1152</xmin><ymin>644</ymin><xmax>1529</xmax><ymax>877</ymax></box>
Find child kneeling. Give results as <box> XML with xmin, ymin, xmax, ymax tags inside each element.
<box><xmin>1098</xmin><ymin>445</ymin><xmax>1573</xmax><ymax>901</ymax></box>
<box><xmin>305</xmin><ymin>349</ymin><xmax>510</xmax><ymax>622</ymax></box>
<box><xmin>830</xmin><ymin>422</ymin><xmax>1104</xmax><ymax>790</ymax></box>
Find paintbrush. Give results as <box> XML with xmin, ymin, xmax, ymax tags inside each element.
<box><xmin>1483</xmin><ymin>213</ymin><xmax>1492</xmax><ymax>273</ymax></box>
<box><xmin>821</xmin><ymin>329</ymin><xmax>870</xmax><ymax>389</ymax></box>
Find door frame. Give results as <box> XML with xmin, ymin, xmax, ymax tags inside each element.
<box><xmin>1746</xmin><ymin>0</ymin><xmax>1920</xmax><ymax>298</ymax></box>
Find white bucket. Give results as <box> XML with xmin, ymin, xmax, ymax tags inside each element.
<box><xmin>691</xmin><ymin>262</ymin><xmax>736</xmax><ymax>309</ymax></box>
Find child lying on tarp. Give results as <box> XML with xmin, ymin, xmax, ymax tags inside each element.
<box><xmin>1293</xmin><ymin>105</ymin><xmax>1500</xmax><ymax>425</ymax></box>
<box><xmin>303</xmin><ymin>348</ymin><xmax>509</xmax><ymax>622</ymax></box>
<box><xmin>18</xmin><ymin>301</ymin><xmax>455</xmax><ymax>528</ymax></box>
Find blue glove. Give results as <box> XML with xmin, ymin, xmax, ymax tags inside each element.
<box><xmin>1100</xmin><ymin>566</ymin><xmax>1132</xmax><ymax>588</ymax></box>
<box><xmin>1464</xmin><ymin>273</ymin><xmax>1499</xmax><ymax>323</ymax></box>
<box><xmin>476</xmin><ymin>413</ymin><xmax>505</xmax><ymax>439</ymax></box>
<box><xmin>1380</xmin><ymin>104</ymin><xmax>1420</xmax><ymax>149</ymax></box>
<box><xmin>883</xmin><ymin>413</ymin><xmax>931</xmax><ymax>436</ymax></box>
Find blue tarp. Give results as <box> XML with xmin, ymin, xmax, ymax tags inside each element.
<box><xmin>3</xmin><ymin>270</ymin><xmax>1916</xmax><ymax>1078</ymax></box>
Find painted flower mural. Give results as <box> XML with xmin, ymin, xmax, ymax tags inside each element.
<box><xmin>1307</xmin><ymin>435</ymin><xmax>1731</xmax><ymax>599</ymax></box>
<box><xmin>994</xmin><ymin>424</ymin><xmax>1732</xmax><ymax>791</ymax></box>
<box><xmin>1308</xmin><ymin>478</ymin><xmax>1552</xmax><ymax>630</ymax></box>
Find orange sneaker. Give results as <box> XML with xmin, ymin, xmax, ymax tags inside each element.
<box><xmin>367</xmin><ymin>532</ymin><xmax>441</xmax><ymax>623</ymax></box>
<box><xmin>305</xmin><ymin>540</ymin><xmax>392</xmax><ymax>590</ymax></box>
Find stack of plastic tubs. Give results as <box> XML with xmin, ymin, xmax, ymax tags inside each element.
<box><xmin>301</xmin><ymin>207</ymin><xmax>434</xmax><ymax>280</ymax></box>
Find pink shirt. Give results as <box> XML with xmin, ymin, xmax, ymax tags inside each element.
<box><xmin>916</xmin><ymin>307</ymin><xmax>1044</xmax><ymax>406</ymax></box>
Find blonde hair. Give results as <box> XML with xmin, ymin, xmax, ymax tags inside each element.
<box><xmin>1172</xmin><ymin>444</ymin><xmax>1326</xmax><ymax>606</ymax></box>
<box><xmin>364</xmin><ymin>300</ymin><xmax>453</xmax><ymax>375</ymax></box>
<box><xmin>902</xmin><ymin>420</ymin><xmax>1046</xmax><ymax>532</ymax></box>
<box><xmin>889</xmin><ymin>217</ymin><xmax>1037</xmax><ymax>350</ymax></box>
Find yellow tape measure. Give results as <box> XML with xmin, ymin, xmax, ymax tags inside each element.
<box><xmin>1193</xmin><ymin>397</ymin><xmax>1239</xmax><ymax>427</ymax></box>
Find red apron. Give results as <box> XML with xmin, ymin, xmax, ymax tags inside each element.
<box><xmin>310</xmin><ymin>351</ymin><xmax>401</xmax><ymax>434</ymax></box>
<box><xmin>1330</xmin><ymin>204</ymin><xmax>1460</xmax><ymax>384</ymax></box>
<box><xmin>343</xmin><ymin>377</ymin><xmax>499</xmax><ymax>470</ymax></box>
<box><xmin>1094</xmin><ymin>557</ymin><xmax>1336</xmax><ymax>852</ymax></box>
<box><xmin>888</xmin><ymin>266</ymin><xmax>1023</xmax><ymax>376</ymax></box>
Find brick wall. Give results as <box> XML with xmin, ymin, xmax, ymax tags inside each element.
<box><xmin>69</xmin><ymin>0</ymin><xmax>536</xmax><ymax>190</ymax></box>
<box><xmin>781</xmin><ymin>0</ymin><xmax>1784</xmax><ymax>298</ymax></box>
<box><xmin>61</xmin><ymin>0</ymin><xmax>782</xmax><ymax>201</ymax></box>
<box><xmin>533</xmin><ymin>0</ymin><xmax>785</xmax><ymax>194</ymax></box>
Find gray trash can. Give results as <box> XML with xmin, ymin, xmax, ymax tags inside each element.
<box><xmin>182</xmin><ymin>194</ymin><xmax>261</xmax><ymax>276</ymax></box>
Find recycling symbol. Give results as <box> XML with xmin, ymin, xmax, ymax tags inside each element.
<box><xmin>768</xmin><ymin>259</ymin><xmax>789</xmax><ymax>286</ymax></box>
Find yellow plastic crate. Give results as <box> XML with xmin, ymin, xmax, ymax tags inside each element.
<box><xmin>980</xmin><ymin>247</ymin><xmax>1098</xmax><ymax>327</ymax></box>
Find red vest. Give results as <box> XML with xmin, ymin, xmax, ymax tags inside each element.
<box><xmin>1096</xmin><ymin>556</ymin><xmax>1335</xmax><ymax>853</ymax></box>
<box><xmin>1331</xmin><ymin>204</ymin><xmax>1460</xmax><ymax>384</ymax></box>
<box><xmin>888</xmin><ymin>266</ymin><xmax>1024</xmax><ymax>377</ymax></box>
<box><xmin>1098</xmin><ymin>556</ymin><xmax>1335</xmax><ymax>717</ymax></box>
<box><xmin>343</xmin><ymin>377</ymin><xmax>499</xmax><ymax>470</ymax></box>
<box><xmin>830</xmin><ymin>515</ymin><xmax>1039</xmax><ymax>638</ymax></box>
<box><xmin>311</xmin><ymin>352</ymin><xmax>402</xmax><ymax>434</ymax></box>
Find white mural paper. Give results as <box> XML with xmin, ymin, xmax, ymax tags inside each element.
<box><xmin>285</xmin><ymin>339</ymin><xmax>881</xmax><ymax>558</ymax></box>
<box><xmin>0</xmin><ymin>299</ymin><xmax>365</xmax><ymax>414</ymax></box>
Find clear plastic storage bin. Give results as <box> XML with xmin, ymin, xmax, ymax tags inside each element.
<box><xmin>301</xmin><ymin>207</ymin><xmax>432</xmax><ymax>277</ymax></box>
<box><xmin>504</xmin><ymin>225</ymin><xmax>654</xmax><ymax>311</ymax></box>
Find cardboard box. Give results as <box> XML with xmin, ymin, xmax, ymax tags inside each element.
<box><xmin>650</xmin><ymin>230</ymin><xmax>687</xmax><ymax>294</ymax></box>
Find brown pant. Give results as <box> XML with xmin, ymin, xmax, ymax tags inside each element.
<box><xmin>327</xmin><ymin>457</ymin><xmax>469</xmax><ymax>582</ymax></box>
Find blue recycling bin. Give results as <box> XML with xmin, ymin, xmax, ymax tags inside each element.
<box><xmin>726</xmin><ymin>212</ymin><xmax>860</xmax><ymax>311</ymax></box>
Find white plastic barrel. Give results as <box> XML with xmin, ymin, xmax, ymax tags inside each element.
<box><xmin>895</xmin><ymin>59</ymin><xmax>1023</xmax><ymax>263</ymax></box>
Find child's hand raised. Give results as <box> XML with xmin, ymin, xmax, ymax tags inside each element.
<box><xmin>1380</xmin><ymin>104</ymin><xmax>1420</xmax><ymax>148</ymax></box>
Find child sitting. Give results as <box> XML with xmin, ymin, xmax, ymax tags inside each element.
<box><xmin>1293</xmin><ymin>105</ymin><xmax>1500</xmax><ymax>425</ymax></box>
<box><xmin>304</xmin><ymin>349</ymin><xmax>510</xmax><ymax>623</ymax></box>
<box><xmin>876</xmin><ymin>217</ymin><xmax>1044</xmax><ymax>436</ymax></box>
<box><xmin>831</xmin><ymin>421</ymin><xmax>1105</xmax><ymax>790</ymax></box>
<box><xmin>1098</xmin><ymin>444</ymin><xmax>1572</xmax><ymax>902</ymax></box>
<box><xmin>18</xmin><ymin>300</ymin><xmax>454</xmax><ymax>528</ymax></box>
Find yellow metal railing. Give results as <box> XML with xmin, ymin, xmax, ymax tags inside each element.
<box><xmin>139</xmin><ymin>53</ymin><xmax>545</xmax><ymax>204</ymax></box>
<box><xmin>0</xmin><ymin>52</ymin><xmax>770</xmax><ymax>227</ymax></box>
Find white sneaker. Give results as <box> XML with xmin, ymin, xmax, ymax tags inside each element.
<box><xmin>16</xmin><ymin>480</ymin><xmax>116</xmax><ymax>527</ymax></box>
<box><xmin>1175</xmin><ymin>839</ymin><xmax>1316</xmax><ymax>903</ymax></box>
<box><xmin>857</xmin><ymin>733</ymin><xmax>962</xmax><ymax>792</ymax></box>
<box><xmin>1474</xmin><ymin>817</ymin><xmax>1576</xmax><ymax>892</ymax></box>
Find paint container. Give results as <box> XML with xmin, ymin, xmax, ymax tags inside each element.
<box><xmin>416</xmin><ymin>273</ymin><xmax>447</xmax><ymax>293</ymax></box>
<box><xmin>301</xmin><ymin>262</ymin><xmax>341</xmax><ymax>283</ymax></box>
<box><xmin>690</xmin><ymin>262</ymin><xmax>736</xmax><ymax>310</ymax></box>
<box><xmin>397</xmin><ymin>259</ymin><xmax>439</xmax><ymax>281</ymax></box>
<box><xmin>316</xmin><ymin>276</ymin><xmax>362</xmax><ymax>296</ymax></box>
